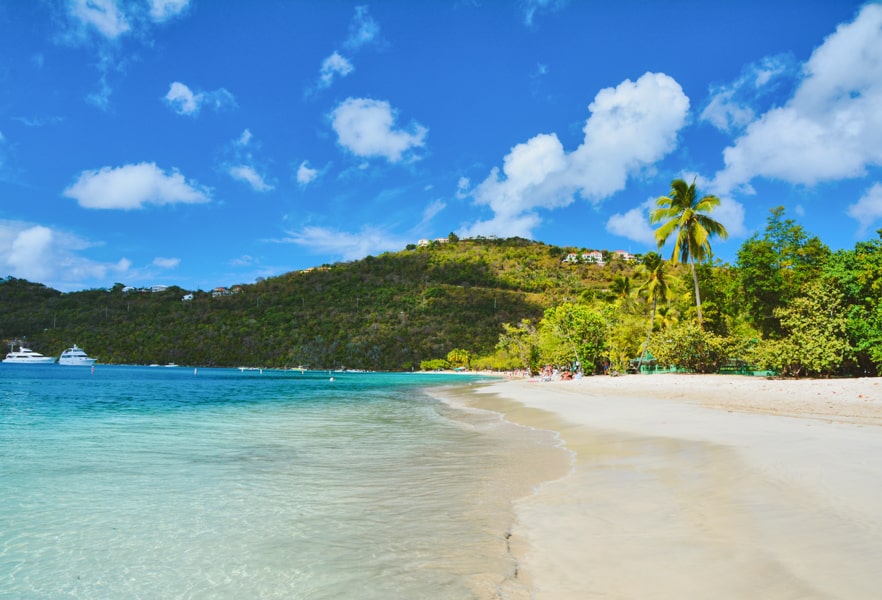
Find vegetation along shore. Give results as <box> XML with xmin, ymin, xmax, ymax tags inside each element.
<box><xmin>2</xmin><ymin>183</ymin><xmax>881</xmax><ymax>378</ymax></box>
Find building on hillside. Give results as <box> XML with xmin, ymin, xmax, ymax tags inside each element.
<box><xmin>182</xmin><ymin>293</ymin><xmax>194</xmax><ymax>302</ymax></box>
<box><xmin>562</xmin><ymin>250</ymin><xmax>605</xmax><ymax>265</ymax></box>
<box><xmin>212</xmin><ymin>287</ymin><xmax>230</xmax><ymax>297</ymax></box>
<box><xmin>613</xmin><ymin>250</ymin><xmax>636</xmax><ymax>262</ymax></box>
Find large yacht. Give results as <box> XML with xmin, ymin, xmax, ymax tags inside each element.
<box><xmin>58</xmin><ymin>344</ymin><xmax>97</xmax><ymax>366</ymax></box>
<box><xmin>3</xmin><ymin>345</ymin><xmax>57</xmax><ymax>364</ymax></box>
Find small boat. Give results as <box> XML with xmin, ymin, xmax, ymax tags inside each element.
<box><xmin>3</xmin><ymin>344</ymin><xmax>57</xmax><ymax>364</ymax></box>
<box><xmin>58</xmin><ymin>344</ymin><xmax>97</xmax><ymax>366</ymax></box>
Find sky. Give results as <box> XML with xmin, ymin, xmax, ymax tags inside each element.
<box><xmin>1</xmin><ymin>0</ymin><xmax>881</xmax><ymax>292</ymax></box>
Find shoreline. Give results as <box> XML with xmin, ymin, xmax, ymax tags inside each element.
<box><xmin>460</xmin><ymin>374</ymin><xmax>882</xmax><ymax>599</ymax></box>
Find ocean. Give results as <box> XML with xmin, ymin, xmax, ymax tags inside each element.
<box><xmin>0</xmin><ymin>365</ymin><xmax>562</xmax><ymax>599</ymax></box>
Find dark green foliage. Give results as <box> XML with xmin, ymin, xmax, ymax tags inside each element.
<box><xmin>737</xmin><ymin>207</ymin><xmax>830</xmax><ymax>337</ymax></box>
<box><xmin>0</xmin><ymin>239</ymin><xmax>628</xmax><ymax>370</ymax></box>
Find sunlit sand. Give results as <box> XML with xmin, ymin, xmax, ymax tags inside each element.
<box><xmin>463</xmin><ymin>374</ymin><xmax>882</xmax><ymax>599</ymax></box>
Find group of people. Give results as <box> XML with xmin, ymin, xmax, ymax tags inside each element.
<box><xmin>538</xmin><ymin>365</ymin><xmax>583</xmax><ymax>381</ymax></box>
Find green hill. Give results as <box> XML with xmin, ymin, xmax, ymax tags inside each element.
<box><xmin>0</xmin><ymin>237</ymin><xmax>638</xmax><ymax>369</ymax></box>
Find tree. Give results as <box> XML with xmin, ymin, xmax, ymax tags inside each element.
<box><xmin>635</xmin><ymin>252</ymin><xmax>673</xmax><ymax>369</ymax></box>
<box><xmin>772</xmin><ymin>277</ymin><xmax>853</xmax><ymax>377</ymax></box>
<box><xmin>737</xmin><ymin>207</ymin><xmax>830</xmax><ymax>337</ymax></box>
<box><xmin>649</xmin><ymin>321</ymin><xmax>726</xmax><ymax>374</ymax></box>
<box><xmin>651</xmin><ymin>178</ymin><xmax>728</xmax><ymax>326</ymax></box>
<box><xmin>540</xmin><ymin>303</ymin><xmax>608</xmax><ymax>372</ymax></box>
<box><xmin>446</xmin><ymin>348</ymin><xmax>470</xmax><ymax>369</ymax></box>
<box><xmin>497</xmin><ymin>319</ymin><xmax>539</xmax><ymax>375</ymax></box>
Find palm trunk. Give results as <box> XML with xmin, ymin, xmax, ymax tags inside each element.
<box><xmin>690</xmin><ymin>257</ymin><xmax>703</xmax><ymax>326</ymax></box>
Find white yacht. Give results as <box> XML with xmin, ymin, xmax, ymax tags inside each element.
<box><xmin>58</xmin><ymin>344</ymin><xmax>97</xmax><ymax>366</ymax></box>
<box><xmin>3</xmin><ymin>344</ymin><xmax>57</xmax><ymax>364</ymax></box>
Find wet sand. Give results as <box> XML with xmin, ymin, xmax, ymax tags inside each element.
<box><xmin>464</xmin><ymin>374</ymin><xmax>882</xmax><ymax>599</ymax></box>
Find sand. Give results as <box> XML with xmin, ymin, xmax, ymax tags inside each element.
<box><xmin>464</xmin><ymin>374</ymin><xmax>882</xmax><ymax>599</ymax></box>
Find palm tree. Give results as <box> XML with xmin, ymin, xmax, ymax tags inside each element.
<box><xmin>651</xmin><ymin>178</ymin><xmax>728</xmax><ymax>326</ymax></box>
<box><xmin>635</xmin><ymin>252</ymin><xmax>672</xmax><ymax>370</ymax></box>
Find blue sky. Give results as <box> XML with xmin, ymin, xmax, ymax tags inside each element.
<box><xmin>1</xmin><ymin>0</ymin><xmax>881</xmax><ymax>292</ymax></box>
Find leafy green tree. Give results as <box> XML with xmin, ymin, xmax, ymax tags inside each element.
<box><xmin>497</xmin><ymin>319</ymin><xmax>539</xmax><ymax>375</ymax></box>
<box><xmin>539</xmin><ymin>303</ymin><xmax>608</xmax><ymax>372</ymax></box>
<box><xmin>823</xmin><ymin>230</ymin><xmax>882</xmax><ymax>375</ymax></box>
<box><xmin>737</xmin><ymin>207</ymin><xmax>830</xmax><ymax>337</ymax></box>
<box><xmin>649</xmin><ymin>321</ymin><xmax>726</xmax><ymax>373</ymax></box>
<box><xmin>446</xmin><ymin>348</ymin><xmax>471</xmax><ymax>368</ymax></box>
<box><xmin>651</xmin><ymin>178</ymin><xmax>728</xmax><ymax>327</ymax></box>
<box><xmin>771</xmin><ymin>277</ymin><xmax>853</xmax><ymax>377</ymax></box>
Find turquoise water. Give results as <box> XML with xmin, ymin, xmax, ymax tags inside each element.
<box><xmin>0</xmin><ymin>365</ymin><xmax>554</xmax><ymax>599</ymax></box>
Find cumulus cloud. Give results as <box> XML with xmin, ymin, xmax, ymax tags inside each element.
<box><xmin>714</xmin><ymin>4</ymin><xmax>882</xmax><ymax>192</ymax></box>
<box><xmin>0</xmin><ymin>220</ymin><xmax>131</xmax><ymax>290</ymax></box>
<box><xmin>63</xmin><ymin>162</ymin><xmax>211</xmax><ymax>209</ymax></box>
<box><xmin>163</xmin><ymin>81</ymin><xmax>236</xmax><ymax>116</ymax></box>
<box><xmin>460</xmin><ymin>72</ymin><xmax>689</xmax><ymax>239</ymax></box>
<box><xmin>318</xmin><ymin>52</ymin><xmax>354</xmax><ymax>89</ymax></box>
<box><xmin>297</xmin><ymin>161</ymin><xmax>319</xmax><ymax>186</ymax></box>
<box><xmin>605</xmin><ymin>199</ymin><xmax>658</xmax><ymax>246</ymax></box>
<box><xmin>282</xmin><ymin>225</ymin><xmax>405</xmax><ymax>261</ymax></box>
<box><xmin>847</xmin><ymin>183</ymin><xmax>882</xmax><ymax>236</ymax></box>
<box><xmin>330</xmin><ymin>98</ymin><xmax>428</xmax><ymax>163</ymax></box>
<box><xmin>149</xmin><ymin>0</ymin><xmax>190</xmax><ymax>22</ymax></box>
<box><xmin>68</xmin><ymin>0</ymin><xmax>131</xmax><ymax>40</ymax></box>
<box><xmin>229</xmin><ymin>165</ymin><xmax>274</xmax><ymax>192</ymax></box>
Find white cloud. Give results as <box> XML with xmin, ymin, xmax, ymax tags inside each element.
<box><xmin>318</xmin><ymin>52</ymin><xmax>354</xmax><ymax>89</ymax></box>
<box><xmin>64</xmin><ymin>162</ymin><xmax>211</xmax><ymax>209</ymax></box>
<box><xmin>330</xmin><ymin>98</ymin><xmax>428</xmax><ymax>163</ymax></box>
<box><xmin>344</xmin><ymin>6</ymin><xmax>380</xmax><ymax>49</ymax></box>
<box><xmin>297</xmin><ymin>161</ymin><xmax>319</xmax><ymax>186</ymax></box>
<box><xmin>229</xmin><ymin>165</ymin><xmax>274</xmax><ymax>192</ymax></box>
<box><xmin>605</xmin><ymin>199</ymin><xmax>657</xmax><ymax>246</ymax></box>
<box><xmin>152</xmin><ymin>257</ymin><xmax>180</xmax><ymax>269</ymax></box>
<box><xmin>0</xmin><ymin>220</ymin><xmax>131</xmax><ymax>290</ymax></box>
<box><xmin>282</xmin><ymin>225</ymin><xmax>405</xmax><ymax>261</ymax></box>
<box><xmin>700</xmin><ymin>55</ymin><xmax>792</xmax><ymax>133</ymax></box>
<box><xmin>163</xmin><ymin>81</ymin><xmax>236</xmax><ymax>116</ymax></box>
<box><xmin>847</xmin><ymin>183</ymin><xmax>882</xmax><ymax>236</ymax></box>
<box><xmin>462</xmin><ymin>72</ymin><xmax>689</xmax><ymax>238</ymax></box>
<box><xmin>164</xmin><ymin>82</ymin><xmax>198</xmax><ymax>114</ymax></box>
<box><xmin>69</xmin><ymin>0</ymin><xmax>131</xmax><ymax>39</ymax></box>
<box><xmin>149</xmin><ymin>0</ymin><xmax>190</xmax><ymax>22</ymax></box>
<box><xmin>714</xmin><ymin>4</ymin><xmax>882</xmax><ymax>192</ymax></box>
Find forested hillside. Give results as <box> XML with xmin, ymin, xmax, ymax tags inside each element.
<box><xmin>3</xmin><ymin>210</ymin><xmax>882</xmax><ymax>378</ymax></box>
<box><xmin>0</xmin><ymin>237</ymin><xmax>633</xmax><ymax>369</ymax></box>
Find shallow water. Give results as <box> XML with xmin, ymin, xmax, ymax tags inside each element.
<box><xmin>0</xmin><ymin>365</ymin><xmax>561</xmax><ymax>599</ymax></box>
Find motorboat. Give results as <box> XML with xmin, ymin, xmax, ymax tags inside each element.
<box><xmin>3</xmin><ymin>344</ymin><xmax>57</xmax><ymax>364</ymax></box>
<box><xmin>58</xmin><ymin>344</ymin><xmax>97</xmax><ymax>366</ymax></box>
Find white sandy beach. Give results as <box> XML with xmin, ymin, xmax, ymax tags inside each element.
<box><xmin>465</xmin><ymin>374</ymin><xmax>882</xmax><ymax>599</ymax></box>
